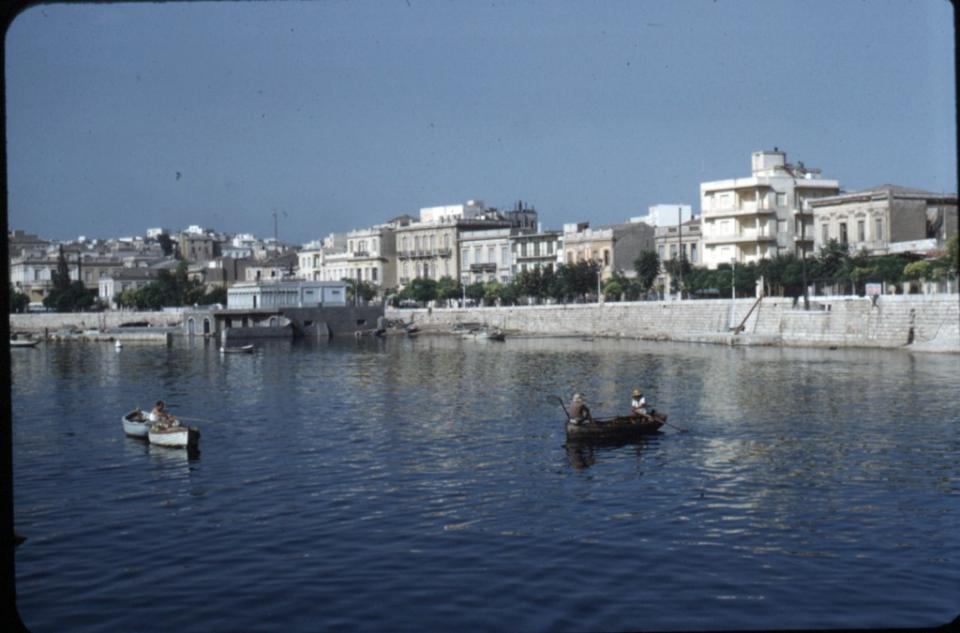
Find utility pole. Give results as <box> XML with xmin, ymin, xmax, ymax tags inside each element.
<box><xmin>731</xmin><ymin>257</ymin><xmax>737</xmax><ymax>328</ymax></box>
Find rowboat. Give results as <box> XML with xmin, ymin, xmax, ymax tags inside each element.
<box><xmin>220</xmin><ymin>344</ymin><xmax>255</xmax><ymax>354</ymax></box>
<box><xmin>122</xmin><ymin>409</ymin><xmax>153</xmax><ymax>438</ymax></box>
<box><xmin>148</xmin><ymin>420</ymin><xmax>200</xmax><ymax>448</ymax></box>
<box><xmin>565</xmin><ymin>412</ymin><xmax>666</xmax><ymax>440</ymax></box>
<box><xmin>10</xmin><ymin>338</ymin><xmax>39</xmax><ymax>348</ymax></box>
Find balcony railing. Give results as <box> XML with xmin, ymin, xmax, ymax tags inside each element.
<box><xmin>469</xmin><ymin>262</ymin><xmax>498</xmax><ymax>273</ymax></box>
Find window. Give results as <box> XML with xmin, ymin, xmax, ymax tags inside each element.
<box><xmin>487</xmin><ymin>246</ymin><xmax>495</xmax><ymax>263</ymax></box>
<box><xmin>839</xmin><ymin>222</ymin><xmax>848</xmax><ymax>245</ymax></box>
<box><xmin>857</xmin><ymin>220</ymin><xmax>865</xmax><ymax>242</ymax></box>
<box><xmin>372</xmin><ymin>268</ymin><xmax>378</xmax><ymax>282</ymax></box>
<box><xmin>669</xmin><ymin>244</ymin><xmax>677</xmax><ymax>259</ymax></box>
<box><xmin>690</xmin><ymin>244</ymin><xmax>698</xmax><ymax>263</ymax></box>
<box><xmin>776</xmin><ymin>192</ymin><xmax>787</xmax><ymax>207</ymax></box>
<box><xmin>875</xmin><ymin>218</ymin><xmax>883</xmax><ymax>241</ymax></box>
<box><xmin>822</xmin><ymin>224</ymin><xmax>829</xmax><ymax>244</ymax></box>
<box><xmin>658</xmin><ymin>245</ymin><xmax>664</xmax><ymax>259</ymax></box>
<box><xmin>521</xmin><ymin>243</ymin><xmax>527</xmax><ymax>257</ymax></box>
<box><xmin>501</xmin><ymin>246</ymin><xmax>509</xmax><ymax>265</ymax></box>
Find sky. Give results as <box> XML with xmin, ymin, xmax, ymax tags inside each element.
<box><xmin>3</xmin><ymin>0</ymin><xmax>956</xmax><ymax>243</ymax></box>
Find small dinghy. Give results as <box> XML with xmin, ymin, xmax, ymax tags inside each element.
<box><xmin>148</xmin><ymin>420</ymin><xmax>200</xmax><ymax>449</ymax></box>
<box><xmin>220</xmin><ymin>344</ymin><xmax>255</xmax><ymax>354</ymax></box>
<box><xmin>122</xmin><ymin>409</ymin><xmax>153</xmax><ymax>438</ymax></box>
<box><xmin>10</xmin><ymin>338</ymin><xmax>39</xmax><ymax>348</ymax></box>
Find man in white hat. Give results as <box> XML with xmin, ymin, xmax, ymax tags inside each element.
<box><xmin>568</xmin><ymin>393</ymin><xmax>593</xmax><ymax>425</ymax></box>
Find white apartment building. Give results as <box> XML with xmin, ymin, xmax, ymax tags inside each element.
<box><xmin>700</xmin><ymin>149</ymin><xmax>839</xmax><ymax>269</ymax></box>
<box><xmin>459</xmin><ymin>227</ymin><xmax>514</xmax><ymax>285</ymax></box>
<box><xmin>342</xmin><ymin>224</ymin><xmax>398</xmax><ymax>288</ymax></box>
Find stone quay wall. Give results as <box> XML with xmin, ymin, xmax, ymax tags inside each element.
<box><xmin>10</xmin><ymin>310</ymin><xmax>183</xmax><ymax>335</ymax></box>
<box><xmin>388</xmin><ymin>293</ymin><xmax>960</xmax><ymax>353</ymax></box>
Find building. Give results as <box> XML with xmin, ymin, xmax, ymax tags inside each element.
<box><xmin>8</xmin><ymin>230</ymin><xmax>50</xmax><ymax>258</ymax></box>
<box><xmin>98</xmin><ymin>268</ymin><xmax>159</xmax><ymax>308</ymax></box>
<box><xmin>630</xmin><ymin>204</ymin><xmax>693</xmax><ymax>228</ymax></box>
<box><xmin>227</xmin><ymin>280</ymin><xmax>348</xmax><ymax>309</ymax></box>
<box><xmin>178</xmin><ymin>232</ymin><xmax>218</xmax><ymax>263</ymax></box>
<box><xmin>561</xmin><ymin>220</ymin><xmax>656</xmax><ymax>280</ymax></box>
<box><xmin>459</xmin><ymin>227</ymin><xmax>515</xmax><ymax>285</ymax></box>
<box><xmin>393</xmin><ymin>200</ymin><xmax>532</xmax><ymax>287</ymax></box>
<box><xmin>511</xmin><ymin>230</ymin><xmax>563</xmax><ymax>275</ymax></box>
<box><xmin>655</xmin><ymin>218</ymin><xmax>702</xmax><ymax>265</ymax></box>
<box><xmin>342</xmin><ymin>224</ymin><xmax>398</xmax><ymax>288</ymax></box>
<box><xmin>700</xmin><ymin>149</ymin><xmax>839</xmax><ymax>269</ymax></box>
<box><xmin>245</xmin><ymin>252</ymin><xmax>298</xmax><ymax>282</ymax></box>
<box><xmin>808</xmin><ymin>185</ymin><xmax>958</xmax><ymax>256</ymax></box>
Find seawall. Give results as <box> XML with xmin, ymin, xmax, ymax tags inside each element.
<box><xmin>10</xmin><ymin>310</ymin><xmax>183</xmax><ymax>335</ymax></box>
<box><xmin>387</xmin><ymin>293</ymin><xmax>960</xmax><ymax>353</ymax></box>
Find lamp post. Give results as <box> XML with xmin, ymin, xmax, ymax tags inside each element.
<box><xmin>677</xmin><ymin>206</ymin><xmax>684</xmax><ymax>300</ymax></box>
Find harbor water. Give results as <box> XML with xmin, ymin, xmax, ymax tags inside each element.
<box><xmin>11</xmin><ymin>336</ymin><xmax>960</xmax><ymax>631</ymax></box>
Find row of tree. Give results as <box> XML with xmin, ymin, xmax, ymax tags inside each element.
<box><xmin>114</xmin><ymin>262</ymin><xmax>226</xmax><ymax>310</ymax></box>
<box><xmin>383</xmin><ymin>236</ymin><xmax>959</xmax><ymax>307</ymax></box>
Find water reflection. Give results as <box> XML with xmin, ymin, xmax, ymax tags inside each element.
<box><xmin>564</xmin><ymin>436</ymin><xmax>657</xmax><ymax>470</ymax></box>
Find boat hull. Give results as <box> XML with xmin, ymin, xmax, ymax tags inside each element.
<box><xmin>10</xmin><ymin>339</ymin><xmax>39</xmax><ymax>348</ymax></box>
<box><xmin>148</xmin><ymin>424</ymin><xmax>201</xmax><ymax>448</ymax></box>
<box><xmin>122</xmin><ymin>410</ymin><xmax>153</xmax><ymax>438</ymax></box>
<box><xmin>565</xmin><ymin>413</ymin><xmax>665</xmax><ymax>440</ymax></box>
<box><xmin>220</xmin><ymin>344</ymin><xmax>255</xmax><ymax>353</ymax></box>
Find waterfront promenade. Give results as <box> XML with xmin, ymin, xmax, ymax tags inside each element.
<box><xmin>10</xmin><ymin>292</ymin><xmax>959</xmax><ymax>352</ymax></box>
<box><xmin>389</xmin><ymin>293</ymin><xmax>960</xmax><ymax>353</ymax></box>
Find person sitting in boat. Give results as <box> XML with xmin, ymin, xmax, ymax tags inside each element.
<box><xmin>630</xmin><ymin>389</ymin><xmax>648</xmax><ymax>416</ymax></box>
<box><xmin>568</xmin><ymin>393</ymin><xmax>593</xmax><ymax>425</ymax></box>
<box><xmin>148</xmin><ymin>400</ymin><xmax>176</xmax><ymax>424</ymax></box>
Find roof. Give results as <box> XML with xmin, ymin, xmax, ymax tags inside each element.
<box><xmin>811</xmin><ymin>184</ymin><xmax>958</xmax><ymax>205</ymax></box>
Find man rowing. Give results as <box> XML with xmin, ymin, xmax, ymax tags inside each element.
<box><xmin>568</xmin><ymin>393</ymin><xmax>594</xmax><ymax>425</ymax></box>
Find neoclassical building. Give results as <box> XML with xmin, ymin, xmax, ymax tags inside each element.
<box><xmin>809</xmin><ymin>185</ymin><xmax>958</xmax><ymax>255</ymax></box>
<box><xmin>561</xmin><ymin>220</ymin><xmax>655</xmax><ymax>281</ymax></box>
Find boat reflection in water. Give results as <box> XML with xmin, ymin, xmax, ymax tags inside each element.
<box><xmin>564</xmin><ymin>435</ymin><xmax>659</xmax><ymax>470</ymax></box>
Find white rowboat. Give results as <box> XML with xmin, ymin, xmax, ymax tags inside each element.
<box><xmin>122</xmin><ymin>409</ymin><xmax>153</xmax><ymax>438</ymax></box>
<box><xmin>10</xmin><ymin>339</ymin><xmax>39</xmax><ymax>348</ymax></box>
<box><xmin>148</xmin><ymin>422</ymin><xmax>200</xmax><ymax>448</ymax></box>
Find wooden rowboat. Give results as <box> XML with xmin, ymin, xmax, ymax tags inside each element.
<box><xmin>148</xmin><ymin>421</ymin><xmax>200</xmax><ymax>448</ymax></box>
<box><xmin>565</xmin><ymin>412</ymin><xmax>666</xmax><ymax>440</ymax></box>
<box><xmin>122</xmin><ymin>409</ymin><xmax>153</xmax><ymax>438</ymax></box>
<box><xmin>220</xmin><ymin>344</ymin><xmax>255</xmax><ymax>354</ymax></box>
<box><xmin>10</xmin><ymin>338</ymin><xmax>39</xmax><ymax>348</ymax></box>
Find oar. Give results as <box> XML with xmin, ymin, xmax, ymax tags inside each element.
<box><xmin>652</xmin><ymin>412</ymin><xmax>688</xmax><ymax>433</ymax></box>
<box><xmin>552</xmin><ymin>395</ymin><xmax>571</xmax><ymax>419</ymax></box>
<box><xmin>171</xmin><ymin>415</ymin><xmax>217</xmax><ymax>424</ymax></box>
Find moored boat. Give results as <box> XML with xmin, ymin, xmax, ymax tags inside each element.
<box><xmin>10</xmin><ymin>338</ymin><xmax>39</xmax><ymax>348</ymax></box>
<box><xmin>565</xmin><ymin>412</ymin><xmax>666</xmax><ymax>440</ymax></box>
<box><xmin>122</xmin><ymin>409</ymin><xmax>153</xmax><ymax>438</ymax></box>
<box><xmin>220</xmin><ymin>344</ymin><xmax>255</xmax><ymax>354</ymax></box>
<box><xmin>148</xmin><ymin>421</ymin><xmax>200</xmax><ymax>448</ymax></box>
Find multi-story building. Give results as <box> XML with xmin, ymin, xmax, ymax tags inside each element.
<box><xmin>561</xmin><ymin>220</ymin><xmax>655</xmax><ymax>280</ymax></box>
<box><xmin>809</xmin><ymin>185</ymin><xmax>958</xmax><ymax>255</ymax></box>
<box><xmin>394</xmin><ymin>200</ymin><xmax>531</xmax><ymax>287</ymax></box>
<box><xmin>98</xmin><ymin>268</ymin><xmax>160</xmax><ymax>308</ymax></box>
<box><xmin>178</xmin><ymin>231</ymin><xmax>218</xmax><ymax>264</ymax></box>
<box><xmin>244</xmin><ymin>252</ymin><xmax>298</xmax><ymax>282</ymax></box>
<box><xmin>655</xmin><ymin>218</ymin><xmax>702</xmax><ymax>265</ymax></box>
<box><xmin>511</xmin><ymin>230</ymin><xmax>563</xmax><ymax>275</ymax></box>
<box><xmin>8</xmin><ymin>230</ymin><xmax>50</xmax><ymax>258</ymax></box>
<box><xmin>700</xmin><ymin>149</ymin><xmax>839</xmax><ymax>269</ymax></box>
<box><xmin>459</xmin><ymin>227</ymin><xmax>515</xmax><ymax>285</ymax></box>
<box><xmin>343</xmin><ymin>224</ymin><xmax>398</xmax><ymax>288</ymax></box>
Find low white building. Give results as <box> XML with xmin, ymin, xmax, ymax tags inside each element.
<box><xmin>227</xmin><ymin>280</ymin><xmax>348</xmax><ymax>309</ymax></box>
<box><xmin>631</xmin><ymin>204</ymin><xmax>693</xmax><ymax>228</ymax></box>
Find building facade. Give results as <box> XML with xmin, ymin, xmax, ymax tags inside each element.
<box><xmin>809</xmin><ymin>185</ymin><xmax>958</xmax><ymax>255</ymax></box>
<box><xmin>511</xmin><ymin>230</ymin><xmax>563</xmax><ymax>275</ymax></box>
<box><xmin>227</xmin><ymin>280</ymin><xmax>348</xmax><ymax>309</ymax></box>
<box><xmin>561</xmin><ymin>221</ymin><xmax>656</xmax><ymax>280</ymax></box>
<box><xmin>700</xmin><ymin>149</ymin><xmax>839</xmax><ymax>269</ymax></box>
<box><xmin>458</xmin><ymin>227</ymin><xmax>515</xmax><ymax>285</ymax></box>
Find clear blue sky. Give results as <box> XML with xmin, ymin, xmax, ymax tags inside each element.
<box><xmin>5</xmin><ymin>0</ymin><xmax>956</xmax><ymax>243</ymax></box>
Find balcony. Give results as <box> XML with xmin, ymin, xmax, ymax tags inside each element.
<box><xmin>704</xmin><ymin>232</ymin><xmax>777</xmax><ymax>245</ymax></box>
<box><xmin>469</xmin><ymin>262</ymin><xmax>498</xmax><ymax>273</ymax></box>
<box><xmin>702</xmin><ymin>206</ymin><xmax>776</xmax><ymax>219</ymax></box>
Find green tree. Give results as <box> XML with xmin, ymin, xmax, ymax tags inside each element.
<box><xmin>633</xmin><ymin>251</ymin><xmax>660</xmax><ymax>294</ymax></box>
<box><xmin>9</xmin><ymin>285</ymin><xmax>29</xmax><ymax>313</ymax></box>
<box><xmin>157</xmin><ymin>233</ymin><xmax>176</xmax><ymax>257</ymax></box>
<box><xmin>435</xmin><ymin>276</ymin><xmax>461</xmax><ymax>302</ymax></box>
<box><xmin>947</xmin><ymin>235</ymin><xmax>959</xmax><ymax>276</ymax></box>
<box><xmin>405</xmin><ymin>278</ymin><xmax>438</xmax><ymax>304</ymax></box>
<box><xmin>465</xmin><ymin>281</ymin><xmax>486</xmax><ymax>304</ymax></box>
<box><xmin>52</xmin><ymin>245</ymin><xmax>72</xmax><ymax>293</ymax></box>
